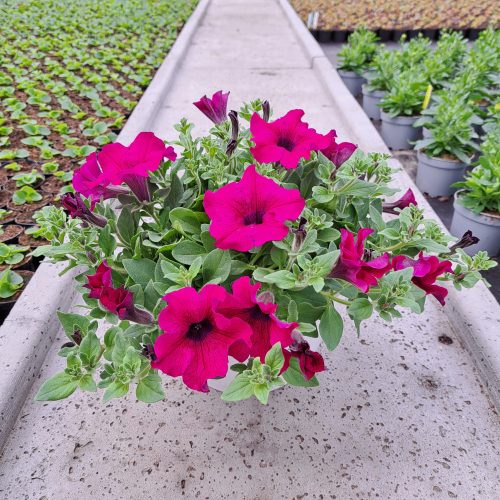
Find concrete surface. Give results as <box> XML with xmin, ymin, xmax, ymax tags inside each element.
<box><xmin>1</xmin><ymin>1</ymin><xmax>499</xmax><ymax>499</ymax></box>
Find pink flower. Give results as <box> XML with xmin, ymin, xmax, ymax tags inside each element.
<box><xmin>392</xmin><ymin>253</ymin><xmax>452</xmax><ymax>305</ymax></box>
<box><xmin>203</xmin><ymin>165</ymin><xmax>305</xmax><ymax>251</ymax></box>
<box><xmin>152</xmin><ymin>285</ymin><xmax>252</xmax><ymax>392</ymax></box>
<box><xmin>72</xmin><ymin>153</ymin><xmax>127</xmax><ymax>203</ymax></box>
<box><xmin>250</xmin><ymin>109</ymin><xmax>330</xmax><ymax>169</ymax></box>
<box><xmin>98</xmin><ymin>132</ymin><xmax>176</xmax><ymax>202</ymax></box>
<box><xmin>84</xmin><ymin>261</ymin><xmax>112</xmax><ymax>299</ymax></box>
<box><xmin>320</xmin><ymin>130</ymin><xmax>357</xmax><ymax>167</ymax></box>
<box><xmin>99</xmin><ymin>286</ymin><xmax>153</xmax><ymax>325</ymax></box>
<box><xmin>329</xmin><ymin>228</ymin><xmax>391</xmax><ymax>292</ymax></box>
<box><xmin>193</xmin><ymin>90</ymin><xmax>229</xmax><ymax>124</ymax></box>
<box><xmin>290</xmin><ymin>341</ymin><xmax>326</xmax><ymax>380</ymax></box>
<box><xmin>219</xmin><ymin>277</ymin><xmax>297</xmax><ymax>364</ymax></box>
<box><xmin>382</xmin><ymin>189</ymin><xmax>417</xmax><ymax>214</ymax></box>
<box><xmin>61</xmin><ymin>193</ymin><xmax>107</xmax><ymax>227</ymax></box>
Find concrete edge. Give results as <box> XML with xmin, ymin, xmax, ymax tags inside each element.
<box><xmin>278</xmin><ymin>0</ymin><xmax>500</xmax><ymax>409</ymax></box>
<box><xmin>0</xmin><ymin>0</ymin><xmax>211</xmax><ymax>453</ymax></box>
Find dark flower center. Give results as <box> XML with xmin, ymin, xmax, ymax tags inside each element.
<box><xmin>277</xmin><ymin>136</ymin><xmax>295</xmax><ymax>152</ymax></box>
<box><xmin>186</xmin><ymin>318</ymin><xmax>213</xmax><ymax>342</ymax></box>
<box><xmin>243</xmin><ymin>210</ymin><xmax>264</xmax><ymax>225</ymax></box>
<box><xmin>249</xmin><ymin>305</ymin><xmax>270</xmax><ymax>322</ymax></box>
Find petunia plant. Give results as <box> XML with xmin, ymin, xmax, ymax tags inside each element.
<box><xmin>33</xmin><ymin>92</ymin><xmax>496</xmax><ymax>405</ymax></box>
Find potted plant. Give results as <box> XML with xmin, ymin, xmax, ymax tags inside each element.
<box><xmin>31</xmin><ymin>92</ymin><xmax>495</xmax><ymax>406</ymax></box>
<box><xmin>379</xmin><ymin>71</ymin><xmax>427</xmax><ymax>150</ymax></box>
<box><xmin>451</xmin><ymin>129</ymin><xmax>500</xmax><ymax>256</ymax></box>
<box><xmin>414</xmin><ymin>95</ymin><xmax>480</xmax><ymax>197</ymax></box>
<box><xmin>337</xmin><ymin>28</ymin><xmax>379</xmax><ymax>96</ymax></box>
<box><xmin>362</xmin><ymin>49</ymin><xmax>401</xmax><ymax>120</ymax></box>
<box><xmin>0</xmin><ymin>269</ymin><xmax>33</xmax><ymax>322</ymax></box>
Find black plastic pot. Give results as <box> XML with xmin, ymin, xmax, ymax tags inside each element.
<box><xmin>377</xmin><ymin>29</ymin><xmax>391</xmax><ymax>42</ymax></box>
<box><xmin>333</xmin><ymin>30</ymin><xmax>349</xmax><ymax>43</ymax></box>
<box><xmin>423</xmin><ymin>29</ymin><xmax>438</xmax><ymax>40</ymax></box>
<box><xmin>0</xmin><ymin>270</ymin><xmax>33</xmax><ymax>325</ymax></box>
<box><xmin>467</xmin><ymin>29</ymin><xmax>481</xmax><ymax>40</ymax></box>
<box><xmin>317</xmin><ymin>30</ymin><xmax>332</xmax><ymax>43</ymax></box>
<box><xmin>392</xmin><ymin>30</ymin><xmax>406</xmax><ymax>42</ymax></box>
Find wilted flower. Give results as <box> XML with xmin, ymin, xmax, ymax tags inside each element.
<box><xmin>98</xmin><ymin>132</ymin><xmax>176</xmax><ymax>202</ymax></box>
<box><xmin>262</xmin><ymin>100</ymin><xmax>270</xmax><ymax>122</ymax></box>
<box><xmin>250</xmin><ymin>109</ymin><xmax>330</xmax><ymax>169</ymax></box>
<box><xmin>99</xmin><ymin>286</ymin><xmax>153</xmax><ymax>324</ymax></box>
<box><xmin>392</xmin><ymin>252</ymin><xmax>453</xmax><ymax>305</ymax></box>
<box><xmin>329</xmin><ymin>228</ymin><xmax>391</xmax><ymax>292</ymax></box>
<box><xmin>226</xmin><ymin>110</ymin><xmax>239</xmax><ymax>157</ymax></box>
<box><xmin>320</xmin><ymin>129</ymin><xmax>357</xmax><ymax>167</ymax></box>
<box><xmin>449</xmin><ymin>230</ymin><xmax>479</xmax><ymax>252</ymax></box>
<box><xmin>382</xmin><ymin>189</ymin><xmax>417</xmax><ymax>214</ymax></box>
<box><xmin>152</xmin><ymin>285</ymin><xmax>252</xmax><ymax>392</ymax></box>
<box><xmin>203</xmin><ymin>164</ymin><xmax>305</xmax><ymax>251</ymax></box>
<box><xmin>193</xmin><ymin>90</ymin><xmax>229</xmax><ymax>124</ymax></box>
<box><xmin>61</xmin><ymin>192</ymin><xmax>107</xmax><ymax>227</ymax></box>
<box><xmin>290</xmin><ymin>340</ymin><xmax>326</xmax><ymax>380</ymax></box>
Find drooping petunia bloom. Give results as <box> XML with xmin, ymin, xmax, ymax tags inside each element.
<box><xmin>84</xmin><ymin>260</ymin><xmax>112</xmax><ymax>299</ymax></box>
<box><xmin>250</xmin><ymin>109</ymin><xmax>330</xmax><ymax>169</ymax></box>
<box><xmin>98</xmin><ymin>132</ymin><xmax>176</xmax><ymax>202</ymax></box>
<box><xmin>290</xmin><ymin>340</ymin><xmax>326</xmax><ymax>380</ymax></box>
<box><xmin>193</xmin><ymin>90</ymin><xmax>229</xmax><ymax>125</ymax></box>
<box><xmin>320</xmin><ymin>130</ymin><xmax>357</xmax><ymax>167</ymax></box>
<box><xmin>61</xmin><ymin>192</ymin><xmax>107</xmax><ymax>228</ymax></box>
<box><xmin>99</xmin><ymin>286</ymin><xmax>153</xmax><ymax>325</ymax></box>
<box><xmin>203</xmin><ymin>164</ymin><xmax>305</xmax><ymax>251</ymax></box>
<box><xmin>449</xmin><ymin>230</ymin><xmax>479</xmax><ymax>252</ymax></box>
<box><xmin>382</xmin><ymin>188</ymin><xmax>417</xmax><ymax>214</ymax></box>
<box><xmin>219</xmin><ymin>276</ymin><xmax>297</xmax><ymax>364</ymax></box>
<box><xmin>72</xmin><ymin>152</ymin><xmax>128</xmax><ymax>203</ymax></box>
<box><xmin>152</xmin><ymin>285</ymin><xmax>252</xmax><ymax>392</ymax></box>
<box><xmin>329</xmin><ymin>228</ymin><xmax>391</xmax><ymax>292</ymax></box>
<box><xmin>392</xmin><ymin>252</ymin><xmax>453</xmax><ymax>305</ymax></box>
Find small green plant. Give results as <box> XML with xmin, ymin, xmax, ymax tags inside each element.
<box><xmin>379</xmin><ymin>71</ymin><xmax>427</xmax><ymax>117</ymax></box>
<box><xmin>0</xmin><ymin>269</ymin><xmax>24</xmax><ymax>299</ymax></box>
<box><xmin>12</xmin><ymin>186</ymin><xmax>43</xmax><ymax>205</ymax></box>
<box><xmin>338</xmin><ymin>27</ymin><xmax>380</xmax><ymax>74</ymax></box>
<box><xmin>0</xmin><ymin>243</ymin><xmax>30</xmax><ymax>265</ymax></box>
<box><xmin>4</xmin><ymin>162</ymin><xmax>22</xmax><ymax>172</ymax></box>
<box><xmin>41</xmin><ymin>161</ymin><xmax>60</xmax><ymax>174</ymax></box>
<box><xmin>12</xmin><ymin>169</ymin><xmax>45</xmax><ymax>187</ymax></box>
<box><xmin>0</xmin><ymin>209</ymin><xmax>12</xmax><ymax>221</ymax></box>
<box><xmin>366</xmin><ymin>49</ymin><xmax>402</xmax><ymax>92</ymax></box>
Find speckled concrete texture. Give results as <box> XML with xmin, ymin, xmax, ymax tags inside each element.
<box><xmin>1</xmin><ymin>0</ymin><xmax>499</xmax><ymax>498</ymax></box>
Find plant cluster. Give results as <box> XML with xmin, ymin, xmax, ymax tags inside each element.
<box><xmin>291</xmin><ymin>0</ymin><xmax>499</xmax><ymax>30</ymax></box>
<box><xmin>337</xmin><ymin>28</ymin><xmax>379</xmax><ymax>73</ymax></box>
<box><xmin>32</xmin><ymin>93</ymin><xmax>495</xmax><ymax>405</ymax></box>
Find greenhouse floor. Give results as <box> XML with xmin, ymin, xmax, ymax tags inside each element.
<box><xmin>0</xmin><ymin>1</ymin><xmax>499</xmax><ymax>499</ymax></box>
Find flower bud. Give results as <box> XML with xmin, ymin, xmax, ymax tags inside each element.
<box><xmin>449</xmin><ymin>230</ymin><xmax>479</xmax><ymax>252</ymax></box>
<box><xmin>61</xmin><ymin>192</ymin><xmax>107</xmax><ymax>227</ymax></box>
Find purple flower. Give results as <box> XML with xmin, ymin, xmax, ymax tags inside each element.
<box><xmin>382</xmin><ymin>189</ymin><xmax>417</xmax><ymax>214</ymax></box>
<box><xmin>193</xmin><ymin>90</ymin><xmax>229</xmax><ymax>124</ymax></box>
<box><xmin>61</xmin><ymin>193</ymin><xmax>107</xmax><ymax>227</ymax></box>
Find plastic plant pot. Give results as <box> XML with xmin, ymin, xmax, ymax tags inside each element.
<box><xmin>415</xmin><ymin>151</ymin><xmax>467</xmax><ymax>197</ymax></box>
<box><xmin>380</xmin><ymin>111</ymin><xmax>422</xmax><ymax>150</ymax></box>
<box><xmin>0</xmin><ymin>270</ymin><xmax>33</xmax><ymax>324</ymax></box>
<box><xmin>450</xmin><ymin>192</ymin><xmax>500</xmax><ymax>256</ymax></box>
<box><xmin>362</xmin><ymin>85</ymin><xmax>385</xmax><ymax>120</ymax></box>
<box><xmin>338</xmin><ymin>70</ymin><xmax>364</xmax><ymax>97</ymax></box>
<box><xmin>422</xmin><ymin>127</ymin><xmax>432</xmax><ymax>138</ymax></box>
<box><xmin>333</xmin><ymin>30</ymin><xmax>349</xmax><ymax>43</ymax></box>
<box><xmin>317</xmin><ymin>30</ymin><xmax>332</xmax><ymax>43</ymax></box>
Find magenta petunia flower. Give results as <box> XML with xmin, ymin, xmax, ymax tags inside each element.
<box><xmin>320</xmin><ymin>130</ymin><xmax>357</xmax><ymax>167</ymax></box>
<box><xmin>250</xmin><ymin>109</ymin><xmax>330</xmax><ymax>169</ymax></box>
<box><xmin>72</xmin><ymin>152</ymin><xmax>127</xmax><ymax>203</ymax></box>
<box><xmin>329</xmin><ymin>228</ymin><xmax>391</xmax><ymax>292</ymax></box>
<box><xmin>152</xmin><ymin>285</ymin><xmax>252</xmax><ymax>392</ymax></box>
<box><xmin>382</xmin><ymin>189</ymin><xmax>417</xmax><ymax>214</ymax></box>
<box><xmin>61</xmin><ymin>192</ymin><xmax>107</xmax><ymax>227</ymax></box>
<box><xmin>290</xmin><ymin>341</ymin><xmax>326</xmax><ymax>380</ymax></box>
<box><xmin>203</xmin><ymin>164</ymin><xmax>305</xmax><ymax>251</ymax></box>
<box><xmin>193</xmin><ymin>90</ymin><xmax>229</xmax><ymax>124</ymax></box>
<box><xmin>84</xmin><ymin>261</ymin><xmax>112</xmax><ymax>299</ymax></box>
<box><xmin>219</xmin><ymin>277</ymin><xmax>297</xmax><ymax>364</ymax></box>
<box><xmin>99</xmin><ymin>286</ymin><xmax>153</xmax><ymax>325</ymax></box>
<box><xmin>392</xmin><ymin>252</ymin><xmax>452</xmax><ymax>305</ymax></box>
<box><xmin>98</xmin><ymin>132</ymin><xmax>176</xmax><ymax>202</ymax></box>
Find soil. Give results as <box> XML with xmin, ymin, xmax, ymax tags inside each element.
<box><xmin>0</xmin><ymin>254</ymin><xmax>33</xmax><ymax>273</ymax></box>
<box><xmin>0</xmin><ymin>270</ymin><xmax>34</xmax><ymax>323</ymax></box>
<box><xmin>0</xmin><ymin>224</ymin><xmax>24</xmax><ymax>243</ymax></box>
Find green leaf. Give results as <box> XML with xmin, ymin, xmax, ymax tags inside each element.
<box><xmin>35</xmin><ymin>372</ymin><xmax>79</xmax><ymax>401</ymax></box>
<box><xmin>103</xmin><ymin>380</ymin><xmax>129</xmax><ymax>403</ymax></box>
<box><xmin>116</xmin><ymin>206</ymin><xmax>137</xmax><ymax>245</ymax></box>
<box><xmin>57</xmin><ymin>311</ymin><xmax>90</xmax><ymax>339</ymax></box>
<box><xmin>265</xmin><ymin>342</ymin><xmax>285</xmax><ymax>374</ymax></box>
<box><xmin>202</xmin><ymin>249</ymin><xmax>231</xmax><ymax>284</ymax></box>
<box><xmin>347</xmin><ymin>298</ymin><xmax>373</xmax><ymax>321</ymax></box>
<box><xmin>171</xmin><ymin>241</ymin><xmax>206</xmax><ymax>265</ymax></box>
<box><xmin>169</xmin><ymin>208</ymin><xmax>207</xmax><ymax>235</ymax></box>
<box><xmin>79</xmin><ymin>331</ymin><xmax>101</xmax><ymax>368</ymax></box>
<box><xmin>283</xmin><ymin>357</ymin><xmax>319</xmax><ymax>387</ymax></box>
<box><xmin>257</xmin><ymin>270</ymin><xmax>296</xmax><ymax>289</ymax></box>
<box><xmin>79</xmin><ymin>374</ymin><xmax>97</xmax><ymax>392</ymax></box>
<box><xmin>123</xmin><ymin>258</ymin><xmax>156</xmax><ymax>287</ymax></box>
<box><xmin>98</xmin><ymin>223</ymin><xmax>116</xmax><ymax>256</ymax></box>
<box><xmin>221</xmin><ymin>372</ymin><xmax>255</xmax><ymax>402</ymax></box>
<box><xmin>253</xmin><ymin>383</ymin><xmax>270</xmax><ymax>405</ymax></box>
<box><xmin>136</xmin><ymin>371</ymin><xmax>165</xmax><ymax>403</ymax></box>
<box><xmin>319</xmin><ymin>304</ymin><xmax>344</xmax><ymax>350</ymax></box>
